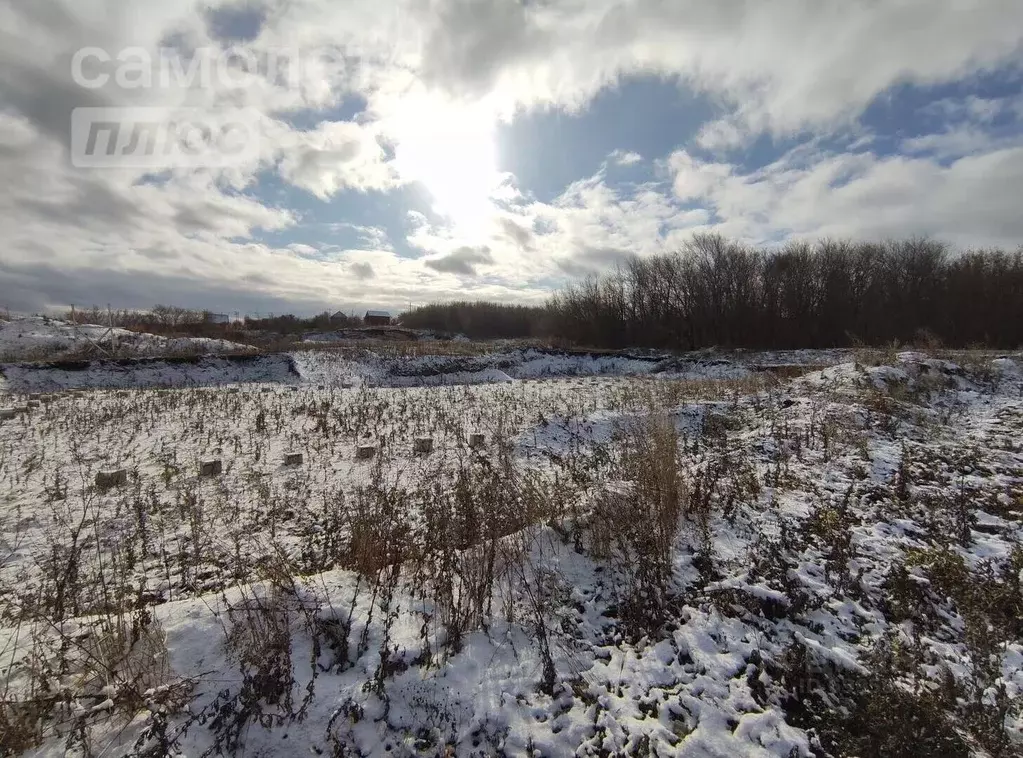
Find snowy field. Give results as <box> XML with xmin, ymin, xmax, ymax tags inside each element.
<box><xmin>0</xmin><ymin>345</ymin><xmax>843</xmax><ymax>394</ymax></box>
<box><xmin>0</xmin><ymin>316</ymin><xmax>254</xmax><ymax>362</ymax></box>
<box><xmin>0</xmin><ymin>349</ymin><xmax>1021</xmax><ymax>756</ymax></box>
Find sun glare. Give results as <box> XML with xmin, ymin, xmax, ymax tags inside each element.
<box><xmin>394</xmin><ymin>110</ymin><xmax>502</xmax><ymax>235</ymax></box>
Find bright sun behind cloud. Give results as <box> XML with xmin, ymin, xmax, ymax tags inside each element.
<box><xmin>392</xmin><ymin>103</ymin><xmax>503</xmax><ymax>236</ymax></box>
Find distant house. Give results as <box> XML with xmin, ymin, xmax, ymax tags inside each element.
<box><xmin>208</xmin><ymin>313</ymin><xmax>230</xmax><ymax>324</ymax></box>
<box><xmin>364</xmin><ymin>310</ymin><xmax>392</xmax><ymax>326</ymax></box>
<box><xmin>331</xmin><ymin>311</ymin><xmax>347</xmax><ymax>322</ymax></box>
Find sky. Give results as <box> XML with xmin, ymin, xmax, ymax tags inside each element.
<box><xmin>1</xmin><ymin>0</ymin><xmax>1022</xmax><ymax>317</ymax></box>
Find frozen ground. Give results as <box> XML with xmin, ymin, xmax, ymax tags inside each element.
<box><xmin>0</xmin><ymin>316</ymin><xmax>254</xmax><ymax>362</ymax></box>
<box><xmin>0</xmin><ymin>346</ymin><xmax>847</xmax><ymax>394</ymax></box>
<box><xmin>0</xmin><ymin>350</ymin><xmax>1021</xmax><ymax>756</ymax></box>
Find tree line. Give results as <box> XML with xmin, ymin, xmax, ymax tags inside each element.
<box><xmin>400</xmin><ymin>301</ymin><xmax>550</xmax><ymax>340</ymax></box>
<box><xmin>62</xmin><ymin>306</ymin><xmax>364</xmax><ymax>341</ymax></box>
<box><xmin>58</xmin><ymin>235</ymin><xmax>1023</xmax><ymax>350</ymax></box>
<box><xmin>404</xmin><ymin>235</ymin><xmax>1023</xmax><ymax>349</ymax></box>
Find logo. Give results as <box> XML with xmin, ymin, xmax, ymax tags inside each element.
<box><xmin>70</xmin><ymin>107</ymin><xmax>261</xmax><ymax>169</ymax></box>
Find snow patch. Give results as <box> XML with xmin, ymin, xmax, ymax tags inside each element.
<box><xmin>0</xmin><ymin>316</ymin><xmax>253</xmax><ymax>362</ymax></box>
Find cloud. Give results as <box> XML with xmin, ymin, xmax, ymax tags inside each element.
<box><xmin>608</xmin><ymin>149</ymin><xmax>643</xmax><ymax>166</ymax></box>
<box><xmin>204</xmin><ymin>2</ymin><xmax>269</xmax><ymax>43</ymax></box>
<box><xmin>350</xmin><ymin>261</ymin><xmax>375</xmax><ymax>280</ymax></box>
<box><xmin>525</xmin><ymin>173</ymin><xmax>707</xmax><ymax>269</ymax></box>
<box><xmin>287</xmin><ymin>243</ymin><xmax>319</xmax><ymax>258</ymax></box>
<box><xmin>901</xmin><ymin>93</ymin><xmax>1023</xmax><ymax>159</ymax></box>
<box><xmin>694</xmin><ymin>118</ymin><xmax>746</xmax><ymax>151</ymax></box>
<box><xmin>335</xmin><ymin>224</ymin><xmax>391</xmax><ymax>249</ymax></box>
<box><xmin>901</xmin><ymin>127</ymin><xmax>1010</xmax><ymax>160</ymax></box>
<box><xmin>555</xmin><ymin>247</ymin><xmax>635</xmax><ymax>277</ymax></box>
<box><xmin>418</xmin><ymin>0</ymin><xmax>547</xmax><ymax>99</ymax></box>
<box><xmin>665</xmin><ymin>143</ymin><xmax>1023</xmax><ymax>248</ymax></box>
<box><xmin>498</xmin><ymin>217</ymin><xmax>534</xmax><ymax>249</ymax></box>
<box><xmin>670</xmin><ymin>151</ymin><xmax>733</xmax><ymax>200</ymax></box>
<box><xmin>921</xmin><ymin>95</ymin><xmax>1022</xmax><ymax>124</ymax></box>
<box><xmin>407</xmin><ymin>0</ymin><xmax>1023</xmax><ymax>138</ymax></box>
<box><xmin>424</xmin><ymin>246</ymin><xmax>494</xmax><ymax>275</ymax></box>
<box><xmin>277</xmin><ymin>121</ymin><xmax>399</xmax><ymax>198</ymax></box>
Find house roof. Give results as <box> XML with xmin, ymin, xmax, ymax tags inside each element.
<box><xmin>365</xmin><ymin>310</ymin><xmax>391</xmax><ymax>318</ymax></box>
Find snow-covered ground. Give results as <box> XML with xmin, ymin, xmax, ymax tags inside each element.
<box><xmin>1</xmin><ymin>346</ymin><xmax>846</xmax><ymax>393</ymax></box>
<box><xmin>0</xmin><ymin>316</ymin><xmax>255</xmax><ymax>362</ymax></box>
<box><xmin>0</xmin><ymin>354</ymin><xmax>298</xmax><ymax>392</ymax></box>
<box><xmin>0</xmin><ymin>351</ymin><xmax>1021</xmax><ymax>756</ymax></box>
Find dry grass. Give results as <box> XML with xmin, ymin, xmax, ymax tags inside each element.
<box><xmin>2</xmin><ymin>350</ymin><xmax>1021</xmax><ymax>754</ymax></box>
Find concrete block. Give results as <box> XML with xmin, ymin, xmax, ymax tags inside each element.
<box><xmin>200</xmin><ymin>460</ymin><xmax>223</xmax><ymax>477</ymax></box>
<box><xmin>356</xmin><ymin>445</ymin><xmax>376</xmax><ymax>460</ymax></box>
<box><xmin>469</xmin><ymin>433</ymin><xmax>486</xmax><ymax>449</ymax></box>
<box><xmin>95</xmin><ymin>469</ymin><xmax>127</xmax><ymax>490</ymax></box>
<box><xmin>413</xmin><ymin>438</ymin><xmax>434</xmax><ymax>455</ymax></box>
<box><xmin>284</xmin><ymin>452</ymin><xmax>303</xmax><ymax>466</ymax></box>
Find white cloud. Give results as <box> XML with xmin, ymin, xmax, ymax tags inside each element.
<box><xmin>921</xmin><ymin>95</ymin><xmax>1022</xmax><ymax>124</ymax></box>
<box><xmin>608</xmin><ymin>149</ymin><xmax>643</xmax><ymax>166</ymax></box>
<box><xmin>287</xmin><ymin>243</ymin><xmax>319</xmax><ymax>258</ymax></box>
<box><xmin>325</xmin><ymin>223</ymin><xmax>393</xmax><ymax>250</ymax></box>
<box><xmin>515</xmin><ymin>173</ymin><xmax>705</xmax><ymax>277</ymax></box>
<box><xmin>406</xmin><ymin>0</ymin><xmax>1023</xmax><ymax>138</ymax></box>
<box><xmin>277</xmin><ymin>120</ymin><xmax>399</xmax><ymax>198</ymax></box>
<box><xmin>902</xmin><ymin>93</ymin><xmax>1023</xmax><ymax>159</ymax></box>
<box><xmin>669</xmin><ymin>151</ymin><xmax>732</xmax><ymax>200</ymax></box>
<box><xmin>901</xmin><ymin>127</ymin><xmax>1006</xmax><ymax>160</ymax></box>
<box><xmin>666</xmin><ymin>144</ymin><xmax>1023</xmax><ymax>249</ymax></box>
<box><xmin>694</xmin><ymin>118</ymin><xmax>746</xmax><ymax>151</ymax></box>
